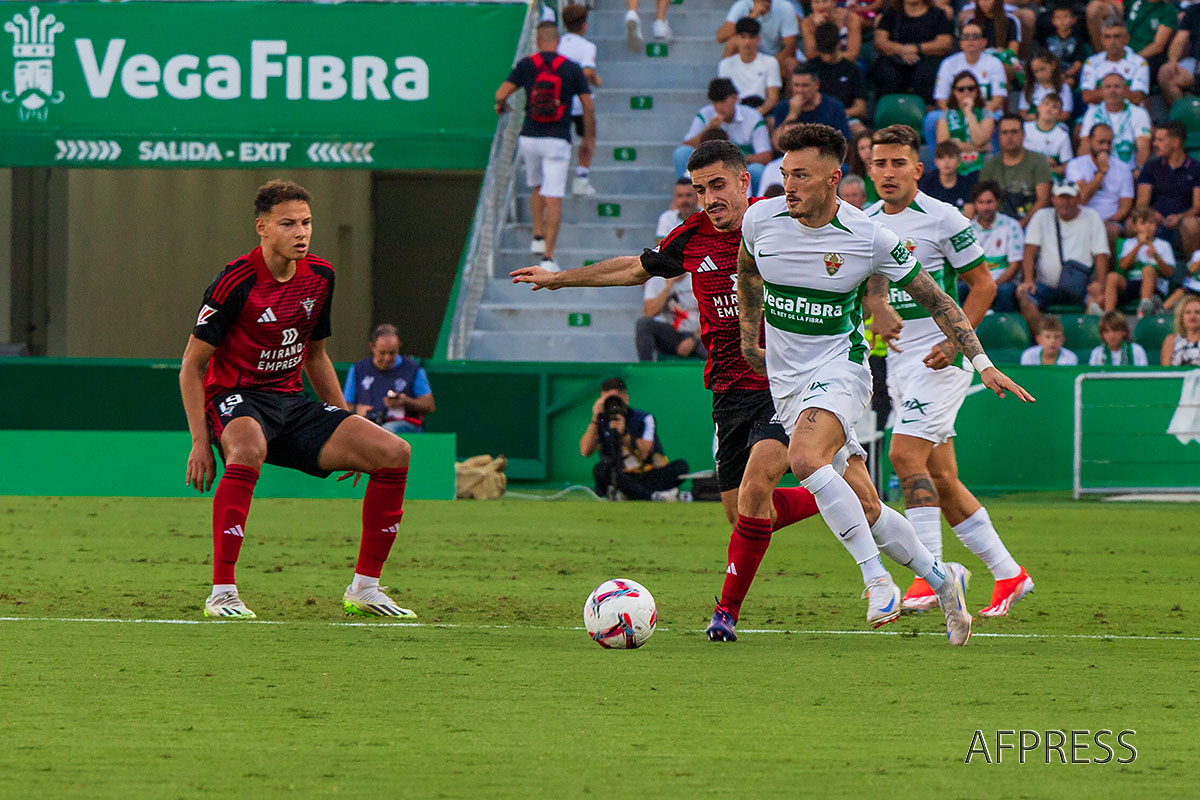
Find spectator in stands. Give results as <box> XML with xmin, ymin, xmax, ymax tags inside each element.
<box><xmin>657</xmin><ymin>178</ymin><xmax>699</xmax><ymax>242</ymax></box>
<box><xmin>1020</xmin><ymin>314</ymin><xmax>1081</xmax><ymax>364</ymax></box>
<box><xmin>1037</xmin><ymin>2</ymin><xmax>1088</xmax><ymax>87</ymax></box>
<box><xmin>980</xmin><ymin>113</ymin><xmax>1053</xmax><ymax>227</ymax></box>
<box><xmin>637</xmin><ymin>271</ymin><xmax>705</xmax><ymax>361</ymax></box>
<box><xmin>560</xmin><ymin>5</ymin><xmax>602</xmax><ymax>197</ymax></box>
<box><xmin>1126</xmin><ymin>0</ymin><xmax>1176</xmax><ymax>80</ymax></box>
<box><xmin>872</xmin><ymin>0</ymin><xmax>954</xmax><ymax>104</ymax></box>
<box><xmin>800</xmin><ymin>0</ymin><xmax>863</xmax><ymax>62</ymax></box>
<box><xmin>717</xmin><ymin>17</ymin><xmax>782</xmax><ymax>118</ymax></box>
<box><xmin>495</xmin><ymin>22</ymin><xmax>595</xmax><ymax>272</ymax></box>
<box><xmin>966</xmin><ymin>0</ymin><xmax>1020</xmax><ymax>57</ymax></box>
<box><xmin>1089</xmin><ymin>311</ymin><xmax>1150</xmax><ymax>365</ymax></box>
<box><xmin>1108</xmin><ymin>206</ymin><xmax>1175</xmax><ymax>313</ymax></box>
<box><xmin>1078</xmin><ymin>73</ymin><xmax>1151</xmax><ymax>174</ymax></box>
<box><xmin>1065</xmin><ymin>122</ymin><xmax>1134</xmax><ymax>246</ymax></box>
<box><xmin>1162</xmin><ymin>295</ymin><xmax>1200</xmax><ymax>364</ymax></box>
<box><xmin>1159</xmin><ymin>4</ymin><xmax>1200</xmax><ymax>107</ymax></box>
<box><xmin>676</xmin><ymin>78</ymin><xmax>772</xmax><ymax>187</ymax></box>
<box><xmin>839</xmin><ymin>174</ymin><xmax>868</xmax><ymax>208</ymax></box>
<box><xmin>343</xmin><ymin>324</ymin><xmax>435</xmax><ymax>434</ymax></box>
<box><xmin>1019</xmin><ymin>50</ymin><xmax>1073</xmax><ymax>124</ymax></box>
<box><xmin>1018</xmin><ymin>182</ymin><xmax>1110</xmax><ymax>330</ymax></box>
<box><xmin>717</xmin><ymin>0</ymin><xmax>799</xmax><ymax>80</ymax></box>
<box><xmin>936</xmin><ymin>71</ymin><xmax>995</xmax><ymax>178</ymax></box>
<box><xmin>847</xmin><ymin>129</ymin><xmax>879</xmax><ymax>205</ymax></box>
<box><xmin>581</xmin><ymin>378</ymin><xmax>689</xmax><ymax>501</ymax></box>
<box><xmin>920</xmin><ymin>140</ymin><xmax>978</xmax><ymax>215</ymax></box>
<box><xmin>774</xmin><ymin>68</ymin><xmax>850</xmax><ymax>142</ymax></box>
<box><xmin>1022</xmin><ymin>93</ymin><xmax>1073</xmax><ymax>177</ymax></box>
<box><xmin>625</xmin><ymin>0</ymin><xmax>673</xmax><ymax>51</ymax></box>
<box><xmin>934</xmin><ymin>22</ymin><xmax>1009</xmax><ymax>114</ymax></box>
<box><xmin>968</xmin><ymin>179</ymin><xmax>1025</xmax><ymax>311</ymax></box>
<box><xmin>1136</xmin><ymin>121</ymin><xmax>1200</xmax><ymax>258</ymax></box>
<box><xmin>1080</xmin><ymin>19</ymin><xmax>1149</xmax><ymax>106</ymax></box>
<box><xmin>804</xmin><ymin>22</ymin><xmax>868</xmax><ymax>136</ymax></box>
<box><xmin>1164</xmin><ymin>251</ymin><xmax>1200</xmax><ymax>311</ymax></box>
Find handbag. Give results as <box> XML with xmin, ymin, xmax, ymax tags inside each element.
<box><xmin>1054</xmin><ymin>213</ymin><xmax>1092</xmax><ymax>297</ymax></box>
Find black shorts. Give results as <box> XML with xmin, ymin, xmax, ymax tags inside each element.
<box><xmin>205</xmin><ymin>389</ymin><xmax>353</xmax><ymax>478</ymax></box>
<box><xmin>712</xmin><ymin>389</ymin><xmax>789</xmax><ymax>492</ymax></box>
<box><xmin>572</xmin><ymin>114</ymin><xmax>585</xmax><ymax>138</ymax></box>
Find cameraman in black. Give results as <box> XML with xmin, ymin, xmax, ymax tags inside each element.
<box><xmin>579</xmin><ymin>377</ymin><xmax>689</xmax><ymax>501</ymax></box>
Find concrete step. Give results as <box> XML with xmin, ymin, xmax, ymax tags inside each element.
<box><xmin>587</xmin><ymin>143</ymin><xmax>684</xmax><ymax>170</ymax></box>
<box><xmin>465</xmin><ymin>330</ymin><xmax>638</xmax><ymax>362</ymax></box>
<box><xmin>593</xmin><ymin>37</ymin><xmax>725</xmax><ymax>66</ymax></box>
<box><xmin>513</xmin><ymin>194</ymin><xmax>673</xmax><ymax>225</ymax></box>
<box><xmin>584</xmin><ymin>9</ymin><xmax>730</xmax><ymax>40</ymax></box>
<box><xmin>566</xmin><ymin>165</ymin><xmax>678</xmax><ymax>196</ymax></box>
<box><xmin>483</xmin><ymin>279</ymin><xmax>644</xmax><ymax>307</ymax></box>
<box><xmin>601</xmin><ymin>61</ymin><xmax>721</xmax><ymax>87</ymax></box>
<box><xmin>602</xmin><ymin>112</ymin><xmax>694</xmax><ymax>141</ymax></box>
<box><xmin>594</xmin><ymin>87</ymin><xmax>707</xmax><ymax>115</ymax></box>
<box><xmin>475</xmin><ymin>303</ymin><xmax>640</xmax><ymax>334</ymax></box>
<box><xmin>501</xmin><ymin>222</ymin><xmax>658</xmax><ymax>254</ymax></box>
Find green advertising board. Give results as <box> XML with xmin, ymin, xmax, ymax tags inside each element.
<box><xmin>0</xmin><ymin>1</ymin><xmax>526</xmax><ymax>169</ymax></box>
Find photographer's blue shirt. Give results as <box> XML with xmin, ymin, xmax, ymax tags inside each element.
<box><xmin>597</xmin><ymin>407</ymin><xmax>665</xmax><ymax>460</ymax></box>
<box><xmin>343</xmin><ymin>355</ymin><xmax>431</xmax><ymax>425</ymax></box>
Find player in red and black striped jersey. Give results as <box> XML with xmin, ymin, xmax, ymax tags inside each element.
<box><xmin>180</xmin><ymin>180</ymin><xmax>415</xmax><ymax>621</ymax></box>
<box><xmin>511</xmin><ymin>141</ymin><xmax>820</xmax><ymax>641</ymax></box>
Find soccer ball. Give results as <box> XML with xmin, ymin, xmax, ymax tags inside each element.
<box><xmin>583</xmin><ymin>578</ymin><xmax>657</xmax><ymax>649</ymax></box>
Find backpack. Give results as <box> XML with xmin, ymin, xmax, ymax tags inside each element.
<box><xmin>528</xmin><ymin>53</ymin><xmax>567</xmax><ymax>124</ymax></box>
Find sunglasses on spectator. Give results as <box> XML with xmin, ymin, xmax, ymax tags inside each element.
<box><xmin>961</xmin><ymin>33</ymin><xmax>983</xmax><ymax>40</ymax></box>
<box><xmin>954</xmin><ymin>85</ymin><xmax>980</xmax><ymax>92</ymax></box>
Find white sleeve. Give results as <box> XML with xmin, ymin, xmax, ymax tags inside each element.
<box><xmin>942</xmin><ymin>207</ymin><xmax>986</xmax><ymax>272</ymax></box>
<box><xmin>1007</xmin><ymin>220</ymin><xmax>1025</xmax><ymax>264</ymax></box>
<box><xmin>1017</xmin><ymin>93</ymin><xmax>1030</xmax><ymax>113</ymax></box>
<box><xmin>1059</xmin><ymin>84</ymin><xmax>1073</xmax><ymax>115</ymax></box>
<box><xmin>989</xmin><ymin>59</ymin><xmax>1008</xmax><ymax>98</ymax></box>
<box><xmin>1055</xmin><ymin>131</ymin><xmax>1073</xmax><ymax>165</ymax></box>
<box><xmin>933</xmin><ymin>60</ymin><xmax>953</xmax><ymax>102</ymax></box>
<box><xmin>765</xmin><ymin>57</ymin><xmax>782</xmax><ymax>89</ymax></box>
<box><xmin>582</xmin><ymin>41</ymin><xmax>597</xmax><ymax>70</ymax></box>
<box><xmin>1060</xmin><ymin>349</ymin><xmax>1080</xmax><ymax>365</ymax></box>
<box><xmin>1079</xmin><ymin>107</ymin><xmax>1097</xmax><ymax>138</ymax></box>
<box><xmin>656</xmin><ymin>210</ymin><xmax>678</xmax><ymax>238</ymax></box>
<box><xmin>725</xmin><ymin>0</ymin><xmax>748</xmax><ymax>23</ymax></box>
<box><xmin>643</xmin><ymin>275</ymin><xmax>667</xmax><ymax>301</ymax></box>
<box><xmin>717</xmin><ymin>57</ymin><xmax>732</xmax><ymax>78</ymax></box>
<box><xmin>1118</xmin><ymin>239</ymin><xmax>1136</xmax><ymax>259</ymax></box>
<box><xmin>1020</xmin><ymin>346</ymin><xmax>1041</xmax><ymax>365</ymax></box>
<box><xmin>1088</xmin><ymin>346</ymin><xmax>1105</xmax><ymax>366</ymax></box>
<box><xmin>1132</xmin><ymin>107</ymin><xmax>1152</xmax><ymax>139</ymax></box>
<box><xmin>750</xmin><ymin>118</ymin><xmax>771</xmax><ymax>154</ymax></box>
<box><xmin>779</xmin><ymin>6</ymin><xmax>799</xmax><ymax>37</ymax></box>
<box><xmin>1064</xmin><ymin>158</ymin><xmax>1085</xmax><ymax>184</ymax></box>
<box><xmin>1116</xmin><ymin>166</ymin><xmax>1135</xmax><ymax>199</ymax></box>
<box><xmin>1024</xmin><ymin>209</ymin><xmax>1050</xmax><ymax>249</ymax></box>
<box><xmin>683</xmin><ymin>112</ymin><xmax>707</xmax><ymax>143</ymax></box>
<box><xmin>872</xmin><ymin>222</ymin><xmax>922</xmax><ymax>283</ymax></box>
<box><xmin>1079</xmin><ymin>57</ymin><xmax>1097</xmax><ymax>91</ymax></box>
<box><xmin>1089</xmin><ymin>213</ymin><xmax>1110</xmax><ymax>257</ymax></box>
<box><xmin>1157</xmin><ymin>240</ymin><xmax>1177</xmax><ymax>267</ymax></box>
<box><xmin>741</xmin><ymin>204</ymin><xmax>759</xmax><ymax>252</ymax></box>
<box><xmin>1133</xmin><ymin>343</ymin><xmax>1149</xmax><ymax>366</ymax></box>
<box><xmin>1131</xmin><ymin>59</ymin><xmax>1150</xmax><ymax>94</ymax></box>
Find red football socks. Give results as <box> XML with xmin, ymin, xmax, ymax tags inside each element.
<box><xmin>771</xmin><ymin>486</ymin><xmax>819</xmax><ymax>532</ymax></box>
<box><xmin>212</xmin><ymin>464</ymin><xmax>258</xmax><ymax>585</ymax></box>
<box><xmin>719</xmin><ymin>515</ymin><xmax>773</xmax><ymax>620</ymax></box>
<box><xmin>356</xmin><ymin>467</ymin><xmax>408</xmax><ymax>578</ymax></box>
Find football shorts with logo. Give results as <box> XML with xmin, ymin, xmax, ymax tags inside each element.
<box><xmin>205</xmin><ymin>389</ymin><xmax>352</xmax><ymax>478</ymax></box>
<box><xmin>772</xmin><ymin>358</ymin><xmax>870</xmax><ymax>466</ymax></box>
<box><xmin>712</xmin><ymin>389</ymin><xmax>790</xmax><ymax>492</ymax></box>
<box><xmin>886</xmin><ymin>352</ymin><xmax>974</xmax><ymax>445</ymax></box>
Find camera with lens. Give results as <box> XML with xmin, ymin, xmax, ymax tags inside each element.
<box><xmin>600</xmin><ymin>395</ymin><xmax>629</xmax><ymax>424</ymax></box>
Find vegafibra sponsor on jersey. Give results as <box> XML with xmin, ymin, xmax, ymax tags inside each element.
<box><xmin>763</xmin><ymin>283</ymin><xmax>854</xmax><ymax>335</ymax></box>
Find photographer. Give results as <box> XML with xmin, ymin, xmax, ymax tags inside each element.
<box><xmin>342</xmin><ymin>324</ymin><xmax>435</xmax><ymax>434</ymax></box>
<box><xmin>580</xmin><ymin>378</ymin><xmax>689</xmax><ymax>501</ymax></box>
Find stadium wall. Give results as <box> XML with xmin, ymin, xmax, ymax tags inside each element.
<box><xmin>6</xmin><ymin>358</ymin><xmax>1189</xmax><ymax>494</ymax></box>
<box><xmin>0</xmin><ymin>168</ymin><xmax>10</xmax><ymax>344</ymax></box>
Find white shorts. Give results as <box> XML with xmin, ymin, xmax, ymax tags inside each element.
<box><xmin>886</xmin><ymin>358</ymin><xmax>974</xmax><ymax>445</ymax></box>
<box><xmin>518</xmin><ymin>135</ymin><xmax>571</xmax><ymax>198</ymax></box>
<box><xmin>773</xmin><ymin>358</ymin><xmax>871</xmax><ymax>467</ymax></box>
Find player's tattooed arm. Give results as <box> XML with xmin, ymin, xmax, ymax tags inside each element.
<box><xmin>864</xmin><ymin>274</ymin><xmax>904</xmax><ymax>352</ymax></box>
<box><xmin>737</xmin><ymin>242</ymin><xmax>767</xmax><ymax>374</ymax></box>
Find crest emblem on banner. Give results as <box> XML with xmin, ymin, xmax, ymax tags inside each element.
<box><xmin>2</xmin><ymin>6</ymin><xmax>65</xmax><ymax>122</ymax></box>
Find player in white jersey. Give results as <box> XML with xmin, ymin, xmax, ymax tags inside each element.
<box><xmin>863</xmin><ymin>125</ymin><xmax>1035</xmax><ymax>618</ymax></box>
<box><xmin>738</xmin><ymin>124</ymin><xmax>1034</xmax><ymax>644</ymax></box>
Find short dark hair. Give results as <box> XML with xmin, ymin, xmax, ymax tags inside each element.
<box><xmin>1156</xmin><ymin>119</ymin><xmax>1187</xmax><ymax>144</ymax></box>
<box><xmin>254</xmin><ymin>180</ymin><xmax>311</xmax><ymax>215</ymax></box>
<box><xmin>934</xmin><ymin>139</ymin><xmax>961</xmax><ymax>159</ymax></box>
<box><xmin>734</xmin><ymin>16</ymin><xmax>761</xmax><ymax>36</ymax></box>
<box><xmin>601</xmin><ymin>377</ymin><xmax>627</xmax><ymax>393</ymax></box>
<box><xmin>370</xmin><ymin>323</ymin><xmax>399</xmax><ymax>343</ymax></box>
<box><xmin>871</xmin><ymin>124</ymin><xmax>920</xmax><ymax>156</ymax></box>
<box><xmin>795</xmin><ymin>65</ymin><xmax>819</xmax><ymax>84</ymax></box>
<box><xmin>814</xmin><ymin>21</ymin><xmax>840</xmax><ymax>54</ymax></box>
<box><xmin>707</xmin><ymin>78</ymin><xmax>738</xmax><ymax>103</ymax></box>
<box><xmin>675</xmin><ymin>177</ymin><xmax>693</xmax><ymax>187</ymax></box>
<box><xmin>777</xmin><ymin>123</ymin><xmax>847</xmax><ymax>163</ymax></box>
<box><xmin>970</xmin><ymin>179</ymin><xmax>1003</xmax><ymax>203</ymax></box>
<box><xmin>698</xmin><ymin>127</ymin><xmax>731</xmax><ymax>143</ymax></box>
<box><xmin>686</xmin><ymin>139</ymin><xmax>747</xmax><ymax>175</ymax></box>
<box><xmin>998</xmin><ymin>112</ymin><xmax>1025</xmax><ymax>129</ymax></box>
<box><xmin>763</xmin><ymin>184</ymin><xmax>785</xmax><ymax>198</ymax></box>
<box><xmin>561</xmin><ymin>4</ymin><xmax>588</xmax><ymax>32</ymax></box>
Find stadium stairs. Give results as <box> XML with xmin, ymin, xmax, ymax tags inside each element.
<box><xmin>462</xmin><ymin>0</ymin><xmax>727</xmax><ymax>361</ymax></box>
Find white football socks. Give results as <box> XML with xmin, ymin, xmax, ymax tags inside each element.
<box><xmin>871</xmin><ymin>504</ymin><xmax>946</xmax><ymax>591</ymax></box>
<box><xmin>211</xmin><ymin>583</ymin><xmax>237</xmax><ymax>597</ymax></box>
<box><xmin>351</xmin><ymin>573</ymin><xmax>380</xmax><ymax>592</ymax></box>
<box><xmin>905</xmin><ymin>505</ymin><xmax>943</xmax><ymax>559</ymax></box>
<box><xmin>952</xmin><ymin>507</ymin><xmax>1021</xmax><ymax>580</ymax></box>
<box><xmin>801</xmin><ymin>464</ymin><xmax>889</xmax><ymax>583</ymax></box>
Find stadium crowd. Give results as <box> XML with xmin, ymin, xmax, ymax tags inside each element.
<box><xmin>531</xmin><ymin>0</ymin><xmax>1200</xmax><ymax>366</ymax></box>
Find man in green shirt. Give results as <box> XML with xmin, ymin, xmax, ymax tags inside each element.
<box><xmin>1126</xmin><ymin>0</ymin><xmax>1177</xmax><ymax>77</ymax></box>
<box><xmin>979</xmin><ymin>113</ymin><xmax>1053</xmax><ymax>228</ymax></box>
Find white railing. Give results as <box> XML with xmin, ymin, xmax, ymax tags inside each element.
<box><xmin>446</xmin><ymin>0</ymin><xmax>541</xmax><ymax>359</ymax></box>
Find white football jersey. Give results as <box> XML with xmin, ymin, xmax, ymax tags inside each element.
<box><xmin>1079</xmin><ymin>48</ymin><xmax>1150</xmax><ymax>95</ymax></box>
<box><xmin>971</xmin><ymin>213</ymin><xmax>1025</xmax><ymax>281</ymax></box>
<box><xmin>864</xmin><ymin>191</ymin><xmax>985</xmax><ymax>365</ymax></box>
<box><xmin>558</xmin><ymin>33</ymin><xmax>597</xmax><ymax>117</ymax></box>
<box><xmin>741</xmin><ymin>197</ymin><xmax>921</xmax><ymax>398</ymax></box>
<box><xmin>1022</xmin><ymin>121</ymin><xmax>1074</xmax><ymax>165</ymax></box>
<box><xmin>1079</xmin><ymin>101</ymin><xmax>1152</xmax><ymax>168</ymax></box>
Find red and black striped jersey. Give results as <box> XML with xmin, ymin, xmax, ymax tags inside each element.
<box><xmin>639</xmin><ymin>201</ymin><xmax>769</xmax><ymax>393</ymax></box>
<box><xmin>192</xmin><ymin>246</ymin><xmax>335</xmax><ymax>402</ymax></box>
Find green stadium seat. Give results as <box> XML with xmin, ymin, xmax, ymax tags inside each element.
<box><xmin>874</xmin><ymin>94</ymin><xmax>925</xmax><ymax>142</ymax></box>
<box><xmin>977</xmin><ymin>312</ymin><xmax>1030</xmax><ymax>364</ymax></box>
<box><xmin>1134</xmin><ymin>314</ymin><xmax>1173</xmax><ymax>358</ymax></box>
<box><xmin>1169</xmin><ymin>97</ymin><xmax>1200</xmax><ymax>151</ymax></box>
<box><xmin>1060</xmin><ymin>314</ymin><xmax>1101</xmax><ymax>354</ymax></box>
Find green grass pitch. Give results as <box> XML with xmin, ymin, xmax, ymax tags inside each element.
<box><xmin>1</xmin><ymin>495</ymin><xmax>1197</xmax><ymax>798</ymax></box>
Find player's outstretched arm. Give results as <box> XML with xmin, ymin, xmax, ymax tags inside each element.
<box><xmin>863</xmin><ymin>274</ymin><xmax>904</xmax><ymax>352</ymax></box>
<box><xmin>902</xmin><ymin>269</ymin><xmax>1036</xmax><ymax>402</ymax></box>
<box><xmin>737</xmin><ymin>242</ymin><xmax>767</xmax><ymax>375</ymax></box>
<box><xmin>180</xmin><ymin>335</ymin><xmax>218</xmax><ymax>493</ymax></box>
<box><xmin>509</xmin><ymin>255</ymin><xmax>651</xmax><ymax>290</ymax></box>
<box><xmin>304</xmin><ymin>339</ymin><xmax>349</xmax><ymax>411</ymax></box>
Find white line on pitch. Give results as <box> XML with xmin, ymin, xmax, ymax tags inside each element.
<box><xmin>1</xmin><ymin>616</ymin><xmax>1197</xmax><ymax>642</ymax></box>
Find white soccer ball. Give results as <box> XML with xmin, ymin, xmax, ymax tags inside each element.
<box><xmin>583</xmin><ymin>578</ymin><xmax>657</xmax><ymax>649</ymax></box>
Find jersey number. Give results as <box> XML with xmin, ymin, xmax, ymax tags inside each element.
<box><xmin>219</xmin><ymin>394</ymin><xmax>244</xmax><ymax>416</ymax></box>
